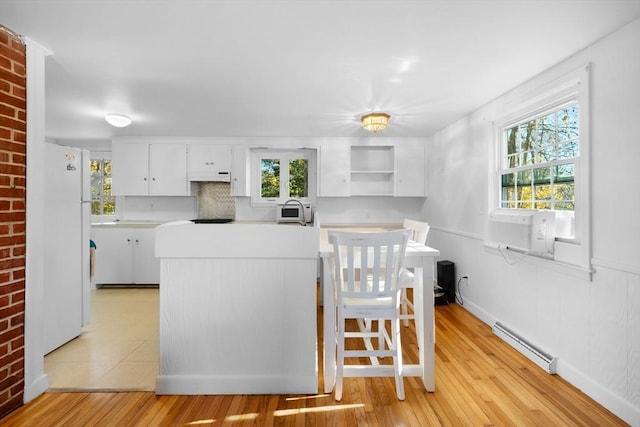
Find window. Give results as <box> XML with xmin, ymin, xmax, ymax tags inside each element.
<box><xmin>90</xmin><ymin>158</ymin><xmax>116</xmax><ymax>216</ymax></box>
<box><xmin>491</xmin><ymin>64</ymin><xmax>591</xmax><ymax>274</ymax></box>
<box><xmin>251</xmin><ymin>149</ymin><xmax>316</xmax><ymax>204</ymax></box>
<box><xmin>500</xmin><ymin>102</ymin><xmax>579</xmax><ymax>215</ymax></box>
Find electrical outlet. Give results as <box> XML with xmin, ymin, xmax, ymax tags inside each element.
<box><xmin>461</xmin><ymin>275</ymin><xmax>469</xmax><ymax>285</ymax></box>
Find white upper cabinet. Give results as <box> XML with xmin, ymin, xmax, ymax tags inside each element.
<box><xmin>188</xmin><ymin>144</ymin><xmax>232</xmax><ymax>181</ymax></box>
<box><xmin>395</xmin><ymin>141</ymin><xmax>426</xmax><ymax>197</ymax></box>
<box><xmin>318</xmin><ymin>140</ymin><xmax>426</xmax><ymax>197</ymax></box>
<box><xmin>319</xmin><ymin>142</ymin><xmax>350</xmax><ymax>197</ymax></box>
<box><xmin>112</xmin><ymin>143</ymin><xmax>149</xmax><ymax>196</ymax></box>
<box><xmin>112</xmin><ymin>141</ymin><xmax>188</xmax><ymax>196</ymax></box>
<box><xmin>350</xmin><ymin>145</ymin><xmax>394</xmax><ymax>196</ymax></box>
<box><xmin>232</xmin><ymin>145</ymin><xmax>250</xmax><ymax>197</ymax></box>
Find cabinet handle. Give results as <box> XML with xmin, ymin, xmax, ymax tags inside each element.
<box><xmin>143</xmin><ymin>177</ymin><xmax>147</xmax><ymax>181</ymax></box>
<box><xmin>135</xmin><ymin>239</ymin><xmax>140</xmax><ymax>244</ymax></box>
<box><xmin>127</xmin><ymin>238</ymin><xmax>131</xmax><ymax>243</ymax></box>
<box><xmin>152</xmin><ymin>177</ymin><xmax>156</xmax><ymax>181</ymax></box>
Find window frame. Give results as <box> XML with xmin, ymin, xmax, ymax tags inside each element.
<box><xmin>90</xmin><ymin>154</ymin><xmax>118</xmax><ymax>221</ymax></box>
<box><xmin>499</xmin><ymin>100</ymin><xmax>579</xmax><ymax>217</ymax></box>
<box><xmin>250</xmin><ymin>148</ymin><xmax>317</xmax><ymax>206</ymax></box>
<box><xmin>489</xmin><ymin>64</ymin><xmax>591</xmax><ymax>273</ymax></box>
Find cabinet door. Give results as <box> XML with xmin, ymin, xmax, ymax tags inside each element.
<box><xmin>93</xmin><ymin>227</ymin><xmax>134</xmax><ymax>284</ymax></box>
<box><xmin>149</xmin><ymin>143</ymin><xmax>188</xmax><ymax>196</ymax></box>
<box><xmin>319</xmin><ymin>143</ymin><xmax>350</xmax><ymax>197</ymax></box>
<box><xmin>395</xmin><ymin>141</ymin><xmax>426</xmax><ymax>197</ymax></box>
<box><xmin>232</xmin><ymin>145</ymin><xmax>250</xmax><ymax>196</ymax></box>
<box><xmin>188</xmin><ymin>144</ymin><xmax>212</xmax><ymax>178</ymax></box>
<box><xmin>132</xmin><ymin>228</ymin><xmax>160</xmax><ymax>284</ymax></box>
<box><xmin>208</xmin><ymin>145</ymin><xmax>232</xmax><ymax>178</ymax></box>
<box><xmin>112</xmin><ymin>143</ymin><xmax>150</xmax><ymax>196</ymax></box>
<box><xmin>188</xmin><ymin>144</ymin><xmax>232</xmax><ymax>180</ymax></box>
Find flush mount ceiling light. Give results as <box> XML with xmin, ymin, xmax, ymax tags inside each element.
<box><xmin>105</xmin><ymin>113</ymin><xmax>132</xmax><ymax>128</ymax></box>
<box><xmin>361</xmin><ymin>112</ymin><xmax>390</xmax><ymax>133</ymax></box>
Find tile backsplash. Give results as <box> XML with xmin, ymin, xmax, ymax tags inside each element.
<box><xmin>197</xmin><ymin>182</ymin><xmax>235</xmax><ymax>219</ymax></box>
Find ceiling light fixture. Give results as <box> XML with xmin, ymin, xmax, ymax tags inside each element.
<box><xmin>105</xmin><ymin>113</ymin><xmax>132</xmax><ymax>128</ymax></box>
<box><xmin>361</xmin><ymin>112</ymin><xmax>390</xmax><ymax>133</ymax></box>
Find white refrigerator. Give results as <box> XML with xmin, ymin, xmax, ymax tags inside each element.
<box><xmin>43</xmin><ymin>143</ymin><xmax>91</xmax><ymax>355</ymax></box>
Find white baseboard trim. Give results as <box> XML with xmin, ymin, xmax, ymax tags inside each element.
<box><xmin>23</xmin><ymin>373</ymin><xmax>49</xmax><ymax>403</ymax></box>
<box><xmin>456</xmin><ymin>299</ymin><xmax>639</xmax><ymax>426</ymax></box>
<box><xmin>455</xmin><ymin>299</ymin><xmax>496</xmax><ymax>327</ymax></box>
<box><xmin>557</xmin><ymin>360</ymin><xmax>640</xmax><ymax>427</ymax></box>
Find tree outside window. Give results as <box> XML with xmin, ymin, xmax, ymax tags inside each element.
<box><xmin>90</xmin><ymin>159</ymin><xmax>115</xmax><ymax>215</ymax></box>
<box><xmin>255</xmin><ymin>150</ymin><xmax>311</xmax><ymax>203</ymax></box>
<box><xmin>500</xmin><ymin>103</ymin><xmax>578</xmax><ymax>212</ymax></box>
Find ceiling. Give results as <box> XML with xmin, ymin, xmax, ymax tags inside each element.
<box><xmin>1</xmin><ymin>0</ymin><xmax>639</xmax><ymax>144</ymax></box>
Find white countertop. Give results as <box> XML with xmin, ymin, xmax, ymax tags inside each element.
<box><xmin>92</xmin><ymin>221</ymin><xmax>165</xmax><ymax>228</ymax></box>
<box><xmin>155</xmin><ymin>220</ymin><xmax>320</xmax><ymax>259</ymax></box>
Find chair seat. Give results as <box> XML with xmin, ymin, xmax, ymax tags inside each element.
<box><xmin>342</xmin><ymin>296</ymin><xmax>393</xmax><ymax>308</ymax></box>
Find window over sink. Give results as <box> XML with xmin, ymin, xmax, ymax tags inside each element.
<box><xmin>250</xmin><ymin>149</ymin><xmax>316</xmax><ymax>205</ymax></box>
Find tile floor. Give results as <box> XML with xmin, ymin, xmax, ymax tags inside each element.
<box><xmin>44</xmin><ymin>287</ymin><xmax>159</xmax><ymax>391</ymax></box>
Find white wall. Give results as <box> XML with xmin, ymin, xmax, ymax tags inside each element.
<box><xmin>424</xmin><ymin>18</ymin><xmax>640</xmax><ymax>425</ymax></box>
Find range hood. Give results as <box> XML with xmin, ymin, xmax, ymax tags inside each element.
<box><xmin>189</xmin><ymin>171</ymin><xmax>231</xmax><ymax>182</ymax></box>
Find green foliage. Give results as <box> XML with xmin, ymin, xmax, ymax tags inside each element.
<box><xmin>501</xmin><ymin>103</ymin><xmax>578</xmax><ymax>211</ymax></box>
<box><xmin>261</xmin><ymin>157</ymin><xmax>309</xmax><ymax>198</ymax></box>
<box><xmin>261</xmin><ymin>159</ymin><xmax>280</xmax><ymax>198</ymax></box>
<box><xmin>289</xmin><ymin>159</ymin><xmax>308</xmax><ymax>198</ymax></box>
<box><xmin>90</xmin><ymin>159</ymin><xmax>115</xmax><ymax>215</ymax></box>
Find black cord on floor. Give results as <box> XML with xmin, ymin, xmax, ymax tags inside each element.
<box><xmin>455</xmin><ymin>276</ymin><xmax>466</xmax><ymax>306</ymax></box>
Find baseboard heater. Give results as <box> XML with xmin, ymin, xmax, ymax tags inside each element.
<box><xmin>492</xmin><ymin>322</ymin><xmax>558</xmax><ymax>374</ymax></box>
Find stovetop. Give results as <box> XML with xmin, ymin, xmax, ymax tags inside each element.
<box><xmin>190</xmin><ymin>218</ymin><xmax>234</xmax><ymax>224</ymax></box>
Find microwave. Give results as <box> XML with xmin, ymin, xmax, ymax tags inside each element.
<box><xmin>276</xmin><ymin>203</ymin><xmax>312</xmax><ymax>224</ymax></box>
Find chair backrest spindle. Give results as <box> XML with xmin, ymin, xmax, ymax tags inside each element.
<box><xmin>329</xmin><ymin>230</ymin><xmax>410</xmax><ymax>302</ymax></box>
<box><xmin>402</xmin><ymin>219</ymin><xmax>430</xmax><ymax>245</ymax></box>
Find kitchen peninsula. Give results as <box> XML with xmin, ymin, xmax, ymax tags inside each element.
<box><xmin>154</xmin><ymin>220</ymin><xmax>320</xmax><ymax>395</ymax></box>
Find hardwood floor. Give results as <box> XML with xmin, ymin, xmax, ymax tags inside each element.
<box><xmin>3</xmin><ymin>297</ymin><xmax>626</xmax><ymax>426</ymax></box>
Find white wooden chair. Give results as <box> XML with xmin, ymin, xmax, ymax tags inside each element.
<box><xmin>328</xmin><ymin>229</ymin><xmax>410</xmax><ymax>401</ymax></box>
<box><xmin>399</xmin><ymin>219</ymin><xmax>430</xmax><ymax>343</ymax></box>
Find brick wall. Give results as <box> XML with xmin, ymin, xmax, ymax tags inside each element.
<box><xmin>0</xmin><ymin>26</ymin><xmax>27</xmax><ymax>418</ymax></box>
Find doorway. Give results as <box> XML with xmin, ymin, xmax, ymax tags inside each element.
<box><xmin>44</xmin><ymin>288</ymin><xmax>158</xmax><ymax>390</ymax></box>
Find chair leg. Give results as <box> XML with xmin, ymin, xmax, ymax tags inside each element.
<box><xmin>335</xmin><ymin>318</ymin><xmax>345</xmax><ymax>401</ymax></box>
<box><xmin>392</xmin><ymin>316</ymin><xmax>405</xmax><ymax>400</ymax></box>
<box><xmin>401</xmin><ymin>288</ymin><xmax>409</xmax><ymax>327</ymax></box>
<box><xmin>378</xmin><ymin>319</ymin><xmax>385</xmax><ymax>351</ymax></box>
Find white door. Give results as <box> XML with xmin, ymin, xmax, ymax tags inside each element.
<box><xmin>43</xmin><ymin>144</ymin><xmax>84</xmax><ymax>354</ymax></box>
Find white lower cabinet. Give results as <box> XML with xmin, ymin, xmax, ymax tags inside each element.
<box><xmin>93</xmin><ymin>227</ymin><xmax>160</xmax><ymax>285</ymax></box>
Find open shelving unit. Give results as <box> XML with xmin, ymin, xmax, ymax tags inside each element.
<box><xmin>350</xmin><ymin>145</ymin><xmax>394</xmax><ymax>196</ymax></box>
